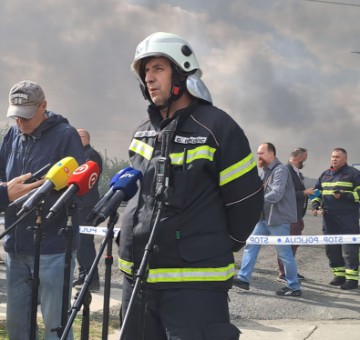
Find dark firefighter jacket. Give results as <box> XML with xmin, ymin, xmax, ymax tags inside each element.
<box><xmin>118</xmin><ymin>99</ymin><xmax>263</xmax><ymax>290</ymax></box>
<box><xmin>311</xmin><ymin>164</ymin><xmax>360</xmax><ymax>233</ymax></box>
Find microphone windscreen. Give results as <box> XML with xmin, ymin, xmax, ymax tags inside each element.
<box><xmin>112</xmin><ymin>169</ymin><xmax>143</xmax><ymax>201</ymax></box>
<box><xmin>45</xmin><ymin>157</ymin><xmax>79</xmax><ymax>190</ymax></box>
<box><xmin>109</xmin><ymin>166</ymin><xmax>133</xmax><ymax>187</ymax></box>
<box><xmin>68</xmin><ymin>161</ymin><xmax>100</xmax><ymax>196</ymax></box>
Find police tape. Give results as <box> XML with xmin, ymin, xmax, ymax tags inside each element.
<box><xmin>0</xmin><ymin>217</ymin><xmax>358</xmax><ymax>245</ymax></box>
<box><xmin>80</xmin><ymin>226</ymin><xmax>120</xmax><ymax>237</ymax></box>
<box><xmin>246</xmin><ymin>235</ymin><xmax>360</xmax><ymax>245</ymax></box>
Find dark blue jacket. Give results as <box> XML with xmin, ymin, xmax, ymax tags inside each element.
<box><xmin>0</xmin><ymin>111</ymin><xmax>85</xmax><ymax>254</ymax></box>
<box><xmin>0</xmin><ymin>186</ymin><xmax>9</xmax><ymax>211</ymax></box>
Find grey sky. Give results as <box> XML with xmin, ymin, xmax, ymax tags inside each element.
<box><xmin>1</xmin><ymin>0</ymin><xmax>359</xmax><ymax>178</ymax></box>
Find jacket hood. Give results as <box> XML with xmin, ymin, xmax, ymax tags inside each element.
<box><xmin>22</xmin><ymin>110</ymin><xmax>69</xmax><ymax>139</ymax></box>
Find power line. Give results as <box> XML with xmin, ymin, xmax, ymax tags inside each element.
<box><xmin>303</xmin><ymin>0</ymin><xmax>360</xmax><ymax>7</ymax></box>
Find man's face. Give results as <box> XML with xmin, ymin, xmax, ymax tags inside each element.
<box><xmin>144</xmin><ymin>57</ymin><xmax>173</xmax><ymax>107</ymax></box>
<box><xmin>331</xmin><ymin>150</ymin><xmax>347</xmax><ymax>170</ymax></box>
<box><xmin>77</xmin><ymin>129</ymin><xmax>88</xmax><ymax>147</ymax></box>
<box><xmin>292</xmin><ymin>152</ymin><xmax>307</xmax><ymax>169</ymax></box>
<box><xmin>257</xmin><ymin>144</ymin><xmax>274</xmax><ymax>168</ymax></box>
<box><xmin>15</xmin><ymin>100</ymin><xmax>46</xmax><ymax>135</ymax></box>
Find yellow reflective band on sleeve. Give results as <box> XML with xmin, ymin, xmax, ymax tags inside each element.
<box><xmin>353</xmin><ymin>192</ymin><xmax>359</xmax><ymax>202</ymax></box>
<box><xmin>322</xmin><ymin>190</ymin><xmax>353</xmax><ymax>196</ymax></box>
<box><xmin>129</xmin><ymin>139</ymin><xmax>154</xmax><ymax>161</ymax></box>
<box><xmin>219</xmin><ymin>153</ymin><xmax>256</xmax><ymax>187</ymax></box>
<box><xmin>118</xmin><ymin>258</ymin><xmax>134</xmax><ymax>275</ymax></box>
<box><xmin>147</xmin><ymin>263</ymin><xmax>235</xmax><ymax>283</ymax></box>
<box><xmin>170</xmin><ymin>145</ymin><xmax>216</xmax><ymax>166</ymax></box>
<box><xmin>322</xmin><ymin>181</ymin><xmax>353</xmax><ymax>188</ymax></box>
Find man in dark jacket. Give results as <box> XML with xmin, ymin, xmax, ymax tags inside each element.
<box><xmin>73</xmin><ymin>128</ymin><xmax>102</xmax><ymax>292</ymax></box>
<box><xmin>277</xmin><ymin>147</ymin><xmax>314</xmax><ymax>282</ymax></box>
<box><xmin>117</xmin><ymin>32</ymin><xmax>263</xmax><ymax>340</ymax></box>
<box><xmin>0</xmin><ymin>173</ymin><xmax>44</xmax><ymax>211</ymax></box>
<box><xmin>311</xmin><ymin>148</ymin><xmax>360</xmax><ymax>290</ymax></box>
<box><xmin>0</xmin><ymin>80</ymin><xmax>84</xmax><ymax>339</ymax></box>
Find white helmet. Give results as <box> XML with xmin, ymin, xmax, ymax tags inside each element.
<box><xmin>131</xmin><ymin>32</ymin><xmax>212</xmax><ymax>104</ymax></box>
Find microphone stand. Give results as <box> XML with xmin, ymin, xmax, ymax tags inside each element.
<box><xmin>52</xmin><ymin>202</ymin><xmax>77</xmax><ymax>338</ymax></box>
<box><xmin>0</xmin><ymin>205</ymin><xmax>38</xmax><ymax>240</ymax></box>
<box><xmin>102</xmin><ymin>212</ymin><xmax>118</xmax><ymax>340</ymax></box>
<box><xmin>29</xmin><ymin>203</ymin><xmax>45</xmax><ymax>340</ymax></box>
<box><xmin>119</xmin><ymin>126</ymin><xmax>174</xmax><ymax>340</ymax></box>
<box><xmin>60</xmin><ymin>211</ymin><xmax>120</xmax><ymax>340</ymax></box>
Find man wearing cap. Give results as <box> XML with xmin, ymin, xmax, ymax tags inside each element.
<box><xmin>117</xmin><ymin>32</ymin><xmax>263</xmax><ymax>339</ymax></box>
<box><xmin>0</xmin><ymin>80</ymin><xmax>84</xmax><ymax>339</ymax></box>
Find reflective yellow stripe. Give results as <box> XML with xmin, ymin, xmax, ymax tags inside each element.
<box><xmin>118</xmin><ymin>258</ymin><xmax>133</xmax><ymax>275</ymax></box>
<box><xmin>331</xmin><ymin>267</ymin><xmax>345</xmax><ymax>277</ymax></box>
<box><xmin>147</xmin><ymin>263</ymin><xmax>235</xmax><ymax>283</ymax></box>
<box><xmin>322</xmin><ymin>181</ymin><xmax>353</xmax><ymax>188</ymax></box>
<box><xmin>170</xmin><ymin>145</ymin><xmax>216</xmax><ymax>166</ymax></box>
<box><xmin>354</xmin><ymin>192</ymin><xmax>359</xmax><ymax>202</ymax></box>
<box><xmin>219</xmin><ymin>153</ymin><xmax>256</xmax><ymax>186</ymax></box>
<box><xmin>345</xmin><ymin>269</ymin><xmax>359</xmax><ymax>280</ymax></box>
<box><xmin>323</xmin><ymin>190</ymin><xmax>352</xmax><ymax>195</ymax></box>
<box><xmin>129</xmin><ymin>139</ymin><xmax>153</xmax><ymax>160</ymax></box>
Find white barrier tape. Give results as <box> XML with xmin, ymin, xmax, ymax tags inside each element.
<box><xmin>80</xmin><ymin>226</ymin><xmax>120</xmax><ymax>237</ymax></box>
<box><xmin>246</xmin><ymin>235</ymin><xmax>360</xmax><ymax>245</ymax></box>
<box><xmin>1</xmin><ymin>218</ymin><xmax>358</xmax><ymax>245</ymax></box>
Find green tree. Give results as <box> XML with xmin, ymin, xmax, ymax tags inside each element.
<box><xmin>0</xmin><ymin>123</ymin><xmax>10</xmax><ymax>146</ymax></box>
<box><xmin>98</xmin><ymin>150</ymin><xmax>130</xmax><ymax>196</ymax></box>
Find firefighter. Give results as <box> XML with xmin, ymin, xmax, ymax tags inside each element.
<box><xmin>312</xmin><ymin>148</ymin><xmax>360</xmax><ymax>290</ymax></box>
<box><xmin>117</xmin><ymin>32</ymin><xmax>264</xmax><ymax>339</ymax></box>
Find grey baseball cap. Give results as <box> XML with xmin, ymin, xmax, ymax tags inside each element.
<box><xmin>7</xmin><ymin>80</ymin><xmax>45</xmax><ymax>119</ymax></box>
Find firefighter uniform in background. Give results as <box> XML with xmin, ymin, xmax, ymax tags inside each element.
<box><xmin>117</xmin><ymin>32</ymin><xmax>264</xmax><ymax>339</ymax></box>
<box><xmin>312</xmin><ymin>158</ymin><xmax>360</xmax><ymax>290</ymax></box>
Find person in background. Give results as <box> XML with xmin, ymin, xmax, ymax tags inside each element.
<box><xmin>311</xmin><ymin>148</ymin><xmax>360</xmax><ymax>290</ymax></box>
<box><xmin>117</xmin><ymin>32</ymin><xmax>263</xmax><ymax>339</ymax></box>
<box><xmin>0</xmin><ymin>80</ymin><xmax>84</xmax><ymax>339</ymax></box>
<box><xmin>0</xmin><ymin>173</ymin><xmax>44</xmax><ymax>211</ymax></box>
<box><xmin>276</xmin><ymin>147</ymin><xmax>314</xmax><ymax>283</ymax></box>
<box><xmin>73</xmin><ymin>128</ymin><xmax>103</xmax><ymax>292</ymax></box>
<box><xmin>234</xmin><ymin>142</ymin><xmax>302</xmax><ymax>297</ymax></box>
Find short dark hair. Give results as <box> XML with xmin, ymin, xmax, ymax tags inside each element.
<box><xmin>266</xmin><ymin>142</ymin><xmax>276</xmax><ymax>156</ymax></box>
<box><xmin>291</xmin><ymin>147</ymin><xmax>307</xmax><ymax>158</ymax></box>
<box><xmin>333</xmin><ymin>147</ymin><xmax>347</xmax><ymax>156</ymax></box>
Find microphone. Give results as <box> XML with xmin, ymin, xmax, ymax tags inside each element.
<box><xmin>86</xmin><ymin>166</ymin><xmax>133</xmax><ymax>222</ymax></box>
<box><xmin>46</xmin><ymin>161</ymin><xmax>100</xmax><ymax>220</ymax></box>
<box><xmin>9</xmin><ymin>163</ymin><xmax>53</xmax><ymax>208</ymax></box>
<box><xmin>92</xmin><ymin>169</ymin><xmax>142</xmax><ymax>226</ymax></box>
<box><xmin>16</xmin><ymin>157</ymin><xmax>79</xmax><ymax>217</ymax></box>
<box><xmin>9</xmin><ymin>187</ymin><xmax>38</xmax><ymax>209</ymax></box>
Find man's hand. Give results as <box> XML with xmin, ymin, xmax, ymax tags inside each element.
<box><xmin>304</xmin><ymin>187</ymin><xmax>315</xmax><ymax>196</ymax></box>
<box><xmin>3</xmin><ymin>173</ymin><xmax>45</xmax><ymax>202</ymax></box>
<box><xmin>333</xmin><ymin>189</ymin><xmax>342</xmax><ymax>200</ymax></box>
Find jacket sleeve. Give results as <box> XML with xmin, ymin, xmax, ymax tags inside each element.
<box><xmin>0</xmin><ymin>185</ymin><xmax>9</xmax><ymax>211</ymax></box>
<box><xmin>216</xmin><ymin>116</ymin><xmax>263</xmax><ymax>252</ymax></box>
<box><xmin>264</xmin><ymin>166</ymin><xmax>289</xmax><ymax>205</ymax></box>
<box><xmin>311</xmin><ymin>180</ymin><xmax>322</xmax><ymax>210</ymax></box>
<box><xmin>339</xmin><ymin>169</ymin><xmax>360</xmax><ymax>203</ymax></box>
